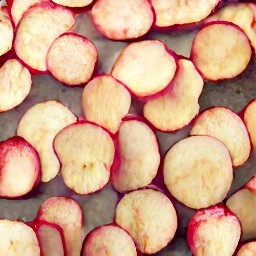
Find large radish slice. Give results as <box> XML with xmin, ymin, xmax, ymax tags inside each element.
<box><xmin>52</xmin><ymin>0</ymin><xmax>93</xmax><ymax>7</ymax></box>
<box><xmin>53</xmin><ymin>121</ymin><xmax>115</xmax><ymax>194</ymax></box>
<box><xmin>191</xmin><ymin>22</ymin><xmax>252</xmax><ymax>81</ymax></box>
<box><xmin>237</xmin><ymin>241</ymin><xmax>256</xmax><ymax>256</ymax></box>
<box><xmin>115</xmin><ymin>188</ymin><xmax>177</xmax><ymax>254</ymax></box>
<box><xmin>37</xmin><ymin>197</ymin><xmax>84</xmax><ymax>256</ymax></box>
<box><xmin>143</xmin><ymin>58</ymin><xmax>203</xmax><ymax>132</ymax></box>
<box><xmin>190</xmin><ymin>107</ymin><xmax>251</xmax><ymax>167</ymax></box>
<box><xmin>164</xmin><ymin>136</ymin><xmax>233</xmax><ymax>209</ymax></box>
<box><xmin>17</xmin><ymin>100</ymin><xmax>76</xmax><ymax>182</ymax></box>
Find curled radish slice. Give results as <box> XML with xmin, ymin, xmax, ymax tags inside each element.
<box><xmin>52</xmin><ymin>0</ymin><xmax>93</xmax><ymax>7</ymax></box>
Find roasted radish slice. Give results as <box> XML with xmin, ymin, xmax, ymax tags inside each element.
<box><xmin>191</xmin><ymin>22</ymin><xmax>252</xmax><ymax>81</ymax></box>
<box><xmin>14</xmin><ymin>3</ymin><xmax>75</xmax><ymax>72</ymax></box>
<box><xmin>244</xmin><ymin>99</ymin><xmax>256</xmax><ymax>148</ymax></box>
<box><xmin>82</xmin><ymin>224</ymin><xmax>137</xmax><ymax>256</ymax></box>
<box><xmin>143</xmin><ymin>59</ymin><xmax>203</xmax><ymax>132</ymax></box>
<box><xmin>190</xmin><ymin>107</ymin><xmax>251</xmax><ymax>167</ymax></box>
<box><xmin>82</xmin><ymin>75</ymin><xmax>131</xmax><ymax>134</ymax></box>
<box><xmin>0</xmin><ymin>59</ymin><xmax>31</xmax><ymax>112</ymax></box>
<box><xmin>115</xmin><ymin>189</ymin><xmax>177</xmax><ymax>254</ymax></box>
<box><xmin>187</xmin><ymin>205</ymin><xmax>241</xmax><ymax>256</ymax></box>
<box><xmin>164</xmin><ymin>136</ymin><xmax>233</xmax><ymax>209</ymax></box>
<box><xmin>111</xmin><ymin>40</ymin><xmax>177</xmax><ymax>98</ymax></box>
<box><xmin>17</xmin><ymin>100</ymin><xmax>76</xmax><ymax>182</ymax></box>
<box><xmin>91</xmin><ymin>0</ymin><xmax>154</xmax><ymax>40</ymax></box>
<box><xmin>111</xmin><ymin>117</ymin><xmax>160</xmax><ymax>193</ymax></box>
<box><xmin>237</xmin><ymin>241</ymin><xmax>256</xmax><ymax>256</ymax></box>
<box><xmin>47</xmin><ymin>33</ymin><xmax>97</xmax><ymax>86</ymax></box>
<box><xmin>0</xmin><ymin>219</ymin><xmax>40</xmax><ymax>255</ymax></box>
<box><xmin>152</xmin><ymin>0</ymin><xmax>220</xmax><ymax>28</ymax></box>
<box><xmin>37</xmin><ymin>197</ymin><xmax>84</xmax><ymax>256</ymax></box>
<box><xmin>54</xmin><ymin>121</ymin><xmax>115</xmax><ymax>194</ymax></box>
<box><xmin>52</xmin><ymin>0</ymin><xmax>93</xmax><ymax>7</ymax></box>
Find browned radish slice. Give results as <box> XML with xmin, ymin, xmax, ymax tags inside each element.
<box><xmin>111</xmin><ymin>40</ymin><xmax>177</xmax><ymax>98</ymax></box>
<box><xmin>54</xmin><ymin>121</ymin><xmax>115</xmax><ymax>194</ymax></box>
<box><xmin>143</xmin><ymin>59</ymin><xmax>203</xmax><ymax>132</ymax></box>
<box><xmin>0</xmin><ymin>136</ymin><xmax>41</xmax><ymax>198</ymax></box>
<box><xmin>52</xmin><ymin>0</ymin><xmax>93</xmax><ymax>7</ymax></box>
<box><xmin>191</xmin><ymin>22</ymin><xmax>252</xmax><ymax>81</ymax></box>
<box><xmin>0</xmin><ymin>219</ymin><xmax>40</xmax><ymax>255</ymax></box>
<box><xmin>237</xmin><ymin>241</ymin><xmax>256</xmax><ymax>256</ymax></box>
<box><xmin>115</xmin><ymin>188</ymin><xmax>177</xmax><ymax>254</ymax></box>
<box><xmin>0</xmin><ymin>59</ymin><xmax>31</xmax><ymax>112</ymax></box>
<box><xmin>82</xmin><ymin>224</ymin><xmax>137</xmax><ymax>256</ymax></box>
<box><xmin>246</xmin><ymin>175</ymin><xmax>256</xmax><ymax>192</ymax></box>
<box><xmin>14</xmin><ymin>3</ymin><xmax>75</xmax><ymax>72</ymax></box>
<box><xmin>244</xmin><ymin>99</ymin><xmax>256</xmax><ymax>148</ymax></box>
<box><xmin>190</xmin><ymin>107</ymin><xmax>251</xmax><ymax>167</ymax></box>
<box><xmin>82</xmin><ymin>75</ymin><xmax>131</xmax><ymax>133</ymax></box>
<box><xmin>47</xmin><ymin>33</ymin><xmax>97</xmax><ymax>86</ymax></box>
<box><xmin>91</xmin><ymin>0</ymin><xmax>154</xmax><ymax>40</ymax></box>
<box><xmin>37</xmin><ymin>197</ymin><xmax>84</xmax><ymax>256</ymax></box>
<box><xmin>187</xmin><ymin>205</ymin><xmax>241</xmax><ymax>256</ymax></box>
<box><xmin>111</xmin><ymin>117</ymin><xmax>160</xmax><ymax>193</ymax></box>
<box><xmin>17</xmin><ymin>100</ymin><xmax>76</xmax><ymax>182</ymax></box>
<box><xmin>152</xmin><ymin>0</ymin><xmax>220</xmax><ymax>28</ymax></box>
<box><xmin>164</xmin><ymin>136</ymin><xmax>233</xmax><ymax>209</ymax></box>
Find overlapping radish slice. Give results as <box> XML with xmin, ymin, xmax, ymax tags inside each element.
<box><xmin>111</xmin><ymin>117</ymin><xmax>160</xmax><ymax>193</ymax></box>
<box><xmin>0</xmin><ymin>59</ymin><xmax>31</xmax><ymax>112</ymax></box>
<box><xmin>237</xmin><ymin>241</ymin><xmax>256</xmax><ymax>256</ymax></box>
<box><xmin>0</xmin><ymin>136</ymin><xmax>41</xmax><ymax>198</ymax></box>
<box><xmin>164</xmin><ymin>136</ymin><xmax>233</xmax><ymax>209</ymax></box>
<box><xmin>17</xmin><ymin>100</ymin><xmax>76</xmax><ymax>182</ymax></box>
<box><xmin>111</xmin><ymin>40</ymin><xmax>177</xmax><ymax>98</ymax></box>
<box><xmin>91</xmin><ymin>0</ymin><xmax>154</xmax><ymax>40</ymax></box>
<box><xmin>46</xmin><ymin>33</ymin><xmax>97</xmax><ymax>86</ymax></box>
<box><xmin>190</xmin><ymin>107</ymin><xmax>251</xmax><ymax>167</ymax></box>
<box><xmin>191</xmin><ymin>22</ymin><xmax>252</xmax><ymax>81</ymax></box>
<box><xmin>52</xmin><ymin>0</ymin><xmax>93</xmax><ymax>7</ymax></box>
<box><xmin>0</xmin><ymin>219</ymin><xmax>40</xmax><ymax>255</ymax></box>
<box><xmin>246</xmin><ymin>175</ymin><xmax>256</xmax><ymax>191</ymax></box>
<box><xmin>115</xmin><ymin>188</ymin><xmax>177</xmax><ymax>254</ymax></box>
<box><xmin>82</xmin><ymin>224</ymin><xmax>137</xmax><ymax>256</ymax></box>
<box><xmin>187</xmin><ymin>205</ymin><xmax>241</xmax><ymax>256</ymax></box>
<box><xmin>37</xmin><ymin>197</ymin><xmax>84</xmax><ymax>256</ymax></box>
<box><xmin>82</xmin><ymin>75</ymin><xmax>131</xmax><ymax>134</ymax></box>
<box><xmin>14</xmin><ymin>3</ymin><xmax>75</xmax><ymax>72</ymax></box>
<box><xmin>143</xmin><ymin>59</ymin><xmax>203</xmax><ymax>132</ymax></box>
<box><xmin>54</xmin><ymin>121</ymin><xmax>115</xmax><ymax>194</ymax></box>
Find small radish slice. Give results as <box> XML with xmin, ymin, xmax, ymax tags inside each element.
<box><xmin>0</xmin><ymin>136</ymin><xmax>41</xmax><ymax>198</ymax></box>
<box><xmin>187</xmin><ymin>205</ymin><xmax>241</xmax><ymax>256</ymax></box>
<box><xmin>0</xmin><ymin>59</ymin><xmax>31</xmax><ymax>112</ymax></box>
<box><xmin>52</xmin><ymin>0</ymin><xmax>93</xmax><ymax>7</ymax></box>
<box><xmin>82</xmin><ymin>224</ymin><xmax>137</xmax><ymax>256</ymax></box>
<box><xmin>47</xmin><ymin>33</ymin><xmax>97</xmax><ymax>86</ymax></box>
<box><xmin>53</xmin><ymin>121</ymin><xmax>115</xmax><ymax>195</ymax></box>
<box><xmin>237</xmin><ymin>241</ymin><xmax>256</xmax><ymax>256</ymax></box>
<box><xmin>111</xmin><ymin>117</ymin><xmax>160</xmax><ymax>193</ymax></box>
<box><xmin>14</xmin><ymin>3</ymin><xmax>75</xmax><ymax>72</ymax></box>
<box><xmin>190</xmin><ymin>107</ymin><xmax>251</xmax><ymax>167</ymax></box>
<box><xmin>82</xmin><ymin>75</ymin><xmax>131</xmax><ymax>134</ymax></box>
<box><xmin>0</xmin><ymin>219</ymin><xmax>40</xmax><ymax>255</ymax></box>
<box><xmin>17</xmin><ymin>100</ymin><xmax>76</xmax><ymax>182</ymax></box>
<box><xmin>37</xmin><ymin>197</ymin><xmax>84</xmax><ymax>256</ymax></box>
<box><xmin>191</xmin><ymin>22</ymin><xmax>252</xmax><ymax>81</ymax></box>
<box><xmin>246</xmin><ymin>175</ymin><xmax>256</xmax><ymax>192</ymax></box>
<box><xmin>152</xmin><ymin>0</ymin><xmax>220</xmax><ymax>28</ymax></box>
<box><xmin>164</xmin><ymin>136</ymin><xmax>233</xmax><ymax>209</ymax></box>
<box><xmin>91</xmin><ymin>0</ymin><xmax>154</xmax><ymax>40</ymax></box>
<box><xmin>143</xmin><ymin>58</ymin><xmax>203</xmax><ymax>132</ymax></box>
<box><xmin>111</xmin><ymin>40</ymin><xmax>177</xmax><ymax>98</ymax></box>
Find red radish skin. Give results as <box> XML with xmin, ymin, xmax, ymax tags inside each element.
<box><xmin>237</xmin><ymin>241</ymin><xmax>256</xmax><ymax>256</ymax></box>
<box><xmin>246</xmin><ymin>175</ymin><xmax>256</xmax><ymax>192</ymax></box>
<box><xmin>52</xmin><ymin>0</ymin><xmax>93</xmax><ymax>7</ymax></box>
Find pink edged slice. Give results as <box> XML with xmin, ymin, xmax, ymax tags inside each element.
<box><xmin>237</xmin><ymin>241</ymin><xmax>256</xmax><ymax>256</ymax></box>
<box><xmin>246</xmin><ymin>175</ymin><xmax>256</xmax><ymax>192</ymax></box>
<box><xmin>52</xmin><ymin>0</ymin><xmax>93</xmax><ymax>7</ymax></box>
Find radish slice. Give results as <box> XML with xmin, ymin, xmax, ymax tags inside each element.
<box><xmin>91</xmin><ymin>0</ymin><xmax>154</xmax><ymax>40</ymax></box>
<box><xmin>82</xmin><ymin>224</ymin><xmax>137</xmax><ymax>256</ymax></box>
<box><xmin>164</xmin><ymin>136</ymin><xmax>233</xmax><ymax>209</ymax></box>
<box><xmin>0</xmin><ymin>219</ymin><xmax>40</xmax><ymax>255</ymax></box>
<box><xmin>246</xmin><ymin>175</ymin><xmax>256</xmax><ymax>192</ymax></box>
<box><xmin>111</xmin><ymin>40</ymin><xmax>177</xmax><ymax>98</ymax></box>
<box><xmin>191</xmin><ymin>22</ymin><xmax>252</xmax><ymax>81</ymax></box>
<box><xmin>237</xmin><ymin>241</ymin><xmax>256</xmax><ymax>256</ymax></box>
<box><xmin>14</xmin><ymin>3</ymin><xmax>75</xmax><ymax>72</ymax></box>
<box><xmin>52</xmin><ymin>0</ymin><xmax>93</xmax><ymax>7</ymax></box>
<box><xmin>244</xmin><ymin>99</ymin><xmax>256</xmax><ymax>148</ymax></box>
<box><xmin>0</xmin><ymin>59</ymin><xmax>31</xmax><ymax>112</ymax></box>
<box><xmin>17</xmin><ymin>100</ymin><xmax>76</xmax><ymax>182</ymax></box>
<box><xmin>190</xmin><ymin>107</ymin><xmax>251</xmax><ymax>167</ymax></box>
<box><xmin>53</xmin><ymin>121</ymin><xmax>115</xmax><ymax>195</ymax></box>
<box><xmin>143</xmin><ymin>59</ymin><xmax>203</xmax><ymax>132</ymax></box>
<box><xmin>111</xmin><ymin>117</ymin><xmax>160</xmax><ymax>193</ymax></box>
<box><xmin>0</xmin><ymin>136</ymin><xmax>41</xmax><ymax>198</ymax></box>
<box><xmin>82</xmin><ymin>75</ymin><xmax>131</xmax><ymax>134</ymax></box>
